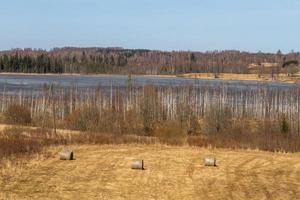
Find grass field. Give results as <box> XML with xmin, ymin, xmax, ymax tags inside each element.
<box><xmin>1</xmin><ymin>145</ymin><xmax>299</xmax><ymax>200</ymax></box>
<box><xmin>179</xmin><ymin>73</ymin><xmax>300</xmax><ymax>83</ymax></box>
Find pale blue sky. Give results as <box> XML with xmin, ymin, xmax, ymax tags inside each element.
<box><xmin>0</xmin><ymin>0</ymin><xmax>299</xmax><ymax>52</ymax></box>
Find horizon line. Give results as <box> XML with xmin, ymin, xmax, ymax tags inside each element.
<box><xmin>0</xmin><ymin>46</ymin><xmax>298</xmax><ymax>55</ymax></box>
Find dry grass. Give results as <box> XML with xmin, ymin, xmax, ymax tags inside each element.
<box><xmin>180</xmin><ymin>73</ymin><xmax>300</xmax><ymax>83</ymax></box>
<box><xmin>0</xmin><ymin>145</ymin><xmax>299</xmax><ymax>200</ymax></box>
<box><xmin>0</xmin><ymin>126</ymin><xmax>156</xmax><ymax>162</ymax></box>
<box><xmin>155</xmin><ymin>121</ymin><xmax>187</xmax><ymax>145</ymax></box>
<box><xmin>0</xmin><ymin>124</ymin><xmax>81</xmax><ymax>136</ymax></box>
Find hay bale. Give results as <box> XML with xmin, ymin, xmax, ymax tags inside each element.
<box><xmin>204</xmin><ymin>156</ymin><xmax>216</xmax><ymax>166</ymax></box>
<box><xmin>59</xmin><ymin>149</ymin><xmax>74</xmax><ymax>160</ymax></box>
<box><xmin>131</xmin><ymin>159</ymin><xmax>144</xmax><ymax>170</ymax></box>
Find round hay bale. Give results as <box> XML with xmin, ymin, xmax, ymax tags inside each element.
<box><xmin>131</xmin><ymin>159</ymin><xmax>144</xmax><ymax>170</ymax></box>
<box><xmin>204</xmin><ymin>156</ymin><xmax>216</xmax><ymax>166</ymax></box>
<box><xmin>59</xmin><ymin>150</ymin><xmax>74</xmax><ymax>160</ymax></box>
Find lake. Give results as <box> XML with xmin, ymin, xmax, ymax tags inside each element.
<box><xmin>0</xmin><ymin>74</ymin><xmax>299</xmax><ymax>94</ymax></box>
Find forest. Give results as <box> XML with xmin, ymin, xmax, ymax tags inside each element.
<box><xmin>0</xmin><ymin>82</ymin><xmax>299</xmax><ymax>152</ymax></box>
<box><xmin>0</xmin><ymin>47</ymin><xmax>299</xmax><ymax>74</ymax></box>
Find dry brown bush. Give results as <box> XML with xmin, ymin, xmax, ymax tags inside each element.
<box><xmin>0</xmin><ymin>128</ymin><xmax>43</xmax><ymax>159</ymax></box>
<box><xmin>188</xmin><ymin>119</ymin><xmax>300</xmax><ymax>152</ymax></box>
<box><xmin>4</xmin><ymin>104</ymin><xmax>31</xmax><ymax>125</ymax></box>
<box><xmin>32</xmin><ymin>112</ymin><xmax>53</xmax><ymax>129</ymax></box>
<box><xmin>68</xmin><ymin>132</ymin><xmax>156</xmax><ymax>145</ymax></box>
<box><xmin>65</xmin><ymin>106</ymin><xmax>100</xmax><ymax>131</ymax></box>
<box><xmin>155</xmin><ymin>121</ymin><xmax>187</xmax><ymax>145</ymax></box>
<box><xmin>119</xmin><ymin>109</ymin><xmax>143</xmax><ymax>135</ymax></box>
<box><xmin>0</xmin><ymin>113</ymin><xmax>5</xmax><ymax>123</ymax></box>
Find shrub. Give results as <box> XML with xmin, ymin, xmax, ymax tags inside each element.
<box><xmin>280</xmin><ymin>115</ymin><xmax>289</xmax><ymax>134</ymax></box>
<box><xmin>155</xmin><ymin>121</ymin><xmax>187</xmax><ymax>145</ymax></box>
<box><xmin>0</xmin><ymin>128</ymin><xmax>43</xmax><ymax>159</ymax></box>
<box><xmin>65</xmin><ymin>106</ymin><xmax>100</xmax><ymax>131</ymax></box>
<box><xmin>32</xmin><ymin>112</ymin><xmax>53</xmax><ymax>129</ymax></box>
<box><xmin>119</xmin><ymin>109</ymin><xmax>143</xmax><ymax>135</ymax></box>
<box><xmin>4</xmin><ymin>104</ymin><xmax>31</xmax><ymax>125</ymax></box>
<box><xmin>187</xmin><ymin>115</ymin><xmax>202</xmax><ymax>135</ymax></box>
<box><xmin>188</xmin><ymin>118</ymin><xmax>300</xmax><ymax>152</ymax></box>
<box><xmin>0</xmin><ymin>113</ymin><xmax>5</xmax><ymax>123</ymax></box>
<box><xmin>204</xmin><ymin>105</ymin><xmax>232</xmax><ymax>135</ymax></box>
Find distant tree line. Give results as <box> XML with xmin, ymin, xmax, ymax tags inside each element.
<box><xmin>0</xmin><ymin>54</ymin><xmax>63</xmax><ymax>73</ymax></box>
<box><xmin>0</xmin><ymin>48</ymin><xmax>299</xmax><ymax>74</ymax></box>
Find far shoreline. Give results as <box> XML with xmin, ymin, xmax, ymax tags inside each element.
<box><xmin>0</xmin><ymin>72</ymin><xmax>174</xmax><ymax>78</ymax></box>
<box><xmin>0</xmin><ymin>72</ymin><xmax>299</xmax><ymax>84</ymax></box>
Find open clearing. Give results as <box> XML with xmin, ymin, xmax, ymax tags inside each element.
<box><xmin>1</xmin><ymin>145</ymin><xmax>299</xmax><ymax>200</ymax></box>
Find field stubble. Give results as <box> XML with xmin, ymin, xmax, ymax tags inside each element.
<box><xmin>0</xmin><ymin>145</ymin><xmax>299</xmax><ymax>200</ymax></box>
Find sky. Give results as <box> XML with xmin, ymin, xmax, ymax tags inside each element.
<box><xmin>0</xmin><ymin>0</ymin><xmax>299</xmax><ymax>53</ymax></box>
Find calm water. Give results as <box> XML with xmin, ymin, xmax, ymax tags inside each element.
<box><xmin>0</xmin><ymin>74</ymin><xmax>299</xmax><ymax>94</ymax></box>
